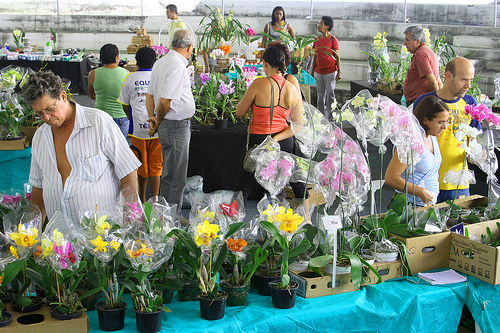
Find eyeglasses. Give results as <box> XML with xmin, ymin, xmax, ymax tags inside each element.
<box><xmin>35</xmin><ymin>99</ymin><xmax>59</xmax><ymax>118</ymax></box>
<box><xmin>431</xmin><ymin>119</ymin><xmax>448</xmax><ymax>127</ymax></box>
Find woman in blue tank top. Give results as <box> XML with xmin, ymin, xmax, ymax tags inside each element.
<box><xmin>385</xmin><ymin>96</ymin><xmax>450</xmax><ymax>206</ymax></box>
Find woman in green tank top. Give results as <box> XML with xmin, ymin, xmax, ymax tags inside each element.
<box><xmin>88</xmin><ymin>43</ymin><xmax>129</xmax><ymax>138</ymax></box>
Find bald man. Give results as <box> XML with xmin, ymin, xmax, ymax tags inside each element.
<box><xmin>413</xmin><ymin>57</ymin><xmax>481</xmax><ymax>203</ymax></box>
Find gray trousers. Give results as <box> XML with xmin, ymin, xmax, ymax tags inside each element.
<box><xmin>158</xmin><ymin>118</ymin><xmax>191</xmax><ymax>211</ymax></box>
<box><xmin>315</xmin><ymin>71</ymin><xmax>337</xmax><ymax>120</ymax></box>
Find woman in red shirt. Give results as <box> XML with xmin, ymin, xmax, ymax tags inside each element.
<box><xmin>312</xmin><ymin>16</ymin><xmax>341</xmax><ymax>120</ymax></box>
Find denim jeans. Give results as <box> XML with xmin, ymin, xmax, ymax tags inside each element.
<box><xmin>113</xmin><ymin>117</ymin><xmax>130</xmax><ymax>139</ymax></box>
<box><xmin>437</xmin><ymin>188</ymin><xmax>470</xmax><ymax>203</ymax></box>
<box><xmin>158</xmin><ymin>119</ymin><xmax>191</xmax><ymax>210</ymax></box>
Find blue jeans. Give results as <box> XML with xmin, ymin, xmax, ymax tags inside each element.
<box><xmin>158</xmin><ymin>119</ymin><xmax>191</xmax><ymax>210</ymax></box>
<box><xmin>113</xmin><ymin>117</ymin><xmax>130</xmax><ymax>139</ymax></box>
<box><xmin>437</xmin><ymin>188</ymin><xmax>470</xmax><ymax>203</ymax></box>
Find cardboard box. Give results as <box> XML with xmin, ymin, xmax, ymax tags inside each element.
<box><xmin>389</xmin><ymin>231</ymin><xmax>451</xmax><ymax>274</ymax></box>
<box><xmin>289</xmin><ymin>269</ymin><xmax>356</xmax><ymax>298</ymax></box>
<box><xmin>449</xmin><ymin>219</ymin><xmax>500</xmax><ymax>285</ymax></box>
<box><xmin>289</xmin><ymin>260</ymin><xmax>402</xmax><ymax>298</ymax></box>
<box><xmin>360</xmin><ymin>259</ymin><xmax>403</xmax><ymax>286</ymax></box>
<box><xmin>20</xmin><ymin>126</ymin><xmax>38</xmax><ymax>145</ymax></box>
<box><xmin>378</xmin><ymin>80</ymin><xmax>402</xmax><ymax>95</ymax></box>
<box><xmin>1</xmin><ymin>303</ymin><xmax>89</xmax><ymax>333</ymax></box>
<box><xmin>285</xmin><ymin>185</ymin><xmax>326</xmax><ymax>206</ymax></box>
<box><xmin>0</xmin><ymin>135</ymin><xmax>29</xmax><ymax>150</ymax></box>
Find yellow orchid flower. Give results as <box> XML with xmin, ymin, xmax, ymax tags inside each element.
<box><xmin>275</xmin><ymin>208</ymin><xmax>304</xmax><ymax>234</ymax></box>
<box><xmin>195</xmin><ymin>220</ymin><xmax>220</xmax><ymax>247</ymax></box>
<box><xmin>95</xmin><ymin>215</ymin><xmax>111</xmax><ymax>235</ymax></box>
<box><xmin>140</xmin><ymin>243</ymin><xmax>154</xmax><ymax>256</ymax></box>
<box><xmin>110</xmin><ymin>240</ymin><xmax>121</xmax><ymax>251</ymax></box>
<box><xmin>10</xmin><ymin>246</ymin><xmax>18</xmax><ymax>258</ymax></box>
<box><xmin>262</xmin><ymin>204</ymin><xmax>286</xmax><ymax>223</ymax></box>
<box><xmin>10</xmin><ymin>223</ymin><xmax>39</xmax><ymax>248</ymax></box>
<box><xmin>52</xmin><ymin>229</ymin><xmax>64</xmax><ymax>246</ymax></box>
<box><xmin>90</xmin><ymin>235</ymin><xmax>108</xmax><ymax>252</ymax></box>
<box><xmin>41</xmin><ymin>239</ymin><xmax>53</xmax><ymax>257</ymax></box>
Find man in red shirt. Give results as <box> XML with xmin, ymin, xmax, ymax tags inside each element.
<box><xmin>403</xmin><ymin>25</ymin><xmax>442</xmax><ymax>105</ymax></box>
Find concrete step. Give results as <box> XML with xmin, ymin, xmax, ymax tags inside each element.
<box><xmin>338</xmin><ymin>40</ymin><xmax>372</xmax><ymax>61</ymax></box>
<box><xmin>453</xmin><ymin>35</ymin><xmax>500</xmax><ymax>50</ymax></box>
<box><xmin>340</xmin><ymin>59</ymin><xmax>370</xmax><ymax>82</ymax></box>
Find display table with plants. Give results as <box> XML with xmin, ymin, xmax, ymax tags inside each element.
<box><xmin>84</xmin><ymin>273</ymin><xmax>477</xmax><ymax>333</ymax></box>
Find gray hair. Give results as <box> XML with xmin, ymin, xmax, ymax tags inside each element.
<box><xmin>404</xmin><ymin>25</ymin><xmax>427</xmax><ymax>44</ymax></box>
<box><xmin>21</xmin><ymin>71</ymin><xmax>62</xmax><ymax>106</ymax></box>
<box><xmin>171</xmin><ymin>29</ymin><xmax>195</xmax><ymax>49</ymax></box>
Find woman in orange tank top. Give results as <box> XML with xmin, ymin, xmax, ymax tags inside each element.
<box><xmin>235</xmin><ymin>46</ymin><xmax>303</xmax><ymax>202</ymax></box>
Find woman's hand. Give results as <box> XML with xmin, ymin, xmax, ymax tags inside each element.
<box><xmin>418</xmin><ymin>187</ymin><xmax>435</xmax><ymax>204</ymax></box>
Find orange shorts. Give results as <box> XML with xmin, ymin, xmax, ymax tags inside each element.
<box><xmin>130</xmin><ymin>137</ymin><xmax>163</xmax><ymax>178</ymax></box>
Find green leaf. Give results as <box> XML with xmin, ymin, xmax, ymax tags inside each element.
<box><xmin>281</xmin><ymin>274</ymin><xmax>290</xmax><ymax>286</ymax></box>
<box><xmin>260</xmin><ymin>221</ymin><xmax>285</xmax><ymax>249</ymax></box>
<box><xmin>340</xmin><ymin>252</ymin><xmax>362</xmax><ymax>289</ymax></box>
<box><xmin>225</xmin><ymin>222</ymin><xmax>245</xmax><ymax>239</ymax></box>
<box><xmin>212</xmin><ymin>243</ymin><xmax>228</xmax><ymax>276</ymax></box>
<box><xmin>389</xmin><ymin>193</ymin><xmax>407</xmax><ymax>215</ymax></box>
<box><xmin>143</xmin><ymin>202</ymin><xmax>152</xmax><ymax>223</ymax></box>
<box><xmin>1</xmin><ymin>260</ymin><xmax>25</xmax><ymax>287</ymax></box>
<box><xmin>308</xmin><ymin>255</ymin><xmax>334</xmax><ymax>268</ymax></box>
<box><xmin>288</xmin><ymin>243</ymin><xmax>311</xmax><ymax>262</ymax></box>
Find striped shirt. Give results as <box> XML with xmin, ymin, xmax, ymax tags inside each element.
<box><xmin>29</xmin><ymin>103</ymin><xmax>141</xmax><ymax>225</ymax></box>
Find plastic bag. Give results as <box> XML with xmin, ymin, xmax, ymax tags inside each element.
<box><xmin>182</xmin><ymin>175</ymin><xmax>203</xmax><ymax>209</ymax></box>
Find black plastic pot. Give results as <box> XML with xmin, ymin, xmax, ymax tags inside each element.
<box><xmin>214</xmin><ymin>118</ymin><xmax>228</xmax><ymax>130</ymax></box>
<box><xmin>220</xmin><ymin>281</ymin><xmax>250</xmax><ymax>306</ymax></box>
<box><xmin>253</xmin><ymin>272</ymin><xmax>279</xmax><ymax>296</ymax></box>
<box><xmin>96</xmin><ymin>301</ymin><xmax>127</xmax><ymax>331</ymax></box>
<box><xmin>290</xmin><ymin>62</ymin><xmax>300</xmax><ymax>74</ymax></box>
<box><xmin>133</xmin><ymin>308</ymin><xmax>163</xmax><ymax>333</ymax></box>
<box><xmin>49</xmin><ymin>305</ymin><xmax>84</xmax><ymax>320</ymax></box>
<box><xmin>178</xmin><ymin>282</ymin><xmax>200</xmax><ymax>301</ymax></box>
<box><xmin>78</xmin><ymin>291</ymin><xmax>100</xmax><ymax>311</ymax></box>
<box><xmin>162</xmin><ymin>289</ymin><xmax>174</xmax><ymax>304</ymax></box>
<box><xmin>269</xmin><ymin>280</ymin><xmax>299</xmax><ymax>309</ymax></box>
<box><xmin>35</xmin><ymin>285</ymin><xmax>46</xmax><ymax>299</ymax></box>
<box><xmin>0</xmin><ymin>312</ymin><xmax>13</xmax><ymax>327</ymax></box>
<box><xmin>197</xmin><ymin>292</ymin><xmax>227</xmax><ymax>320</ymax></box>
<box><xmin>10</xmin><ymin>296</ymin><xmax>43</xmax><ymax>313</ymax></box>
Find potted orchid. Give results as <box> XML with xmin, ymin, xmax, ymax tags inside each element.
<box><xmin>219</xmin><ymin>228</ymin><xmax>268</xmax><ymax>306</ymax></box>
<box><xmin>259</xmin><ymin>201</ymin><xmax>311</xmax><ymax>309</ymax></box>
<box><xmin>122</xmin><ymin>231</ymin><xmax>172</xmax><ymax>332</ymax></box>
<box><xmin>2</xmin><ymin>203</ymin><xmax>44</xmax><ymax>312</ymax></box>
<box><xmin>170</xmin><ymin>193</ymin><xmax>243</xmax><ymax>320</ymax></box>
<box><xmin>215</xmin><ymin>79</ymin><xmax>236</xmax><ymax>127</ymax></box>
<box><xmin>27</xmin><ymin>211</ymin><xmax>94</xmax><ymax>319</ymax></box>
<box><xmin>11</xmin><ymin>29</ymin><xmax>24</xmax><ymax>51</ymax></box>
<box><xmin>77</xmin><ymin>208</ymin><xmax>129</xmax><ymax>331</ymax></box>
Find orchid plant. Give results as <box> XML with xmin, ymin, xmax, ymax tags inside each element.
<box><xmin>259</xmin><ymin>202</ymin><xmax>311</xmax><ymax>288</ymax></box>
<box><xmin>11</xmin><ymin>29</ymin><xmax>24</xmax><ymax>49</ymax></box>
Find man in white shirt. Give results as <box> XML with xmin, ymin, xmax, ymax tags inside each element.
<box><xmin>166</xmin><ymin>4</ymin><xmax>187</xmax><ymax>49</ymax></box>
<box><xmin>147</xmin><ymin>29</ymin><xmax>195</xmax><ymax>212</ymax></box>
<box><xmin>23</xmin><ymin>71</ymin><xmax>141</xmax><ymax>224</ymax></box>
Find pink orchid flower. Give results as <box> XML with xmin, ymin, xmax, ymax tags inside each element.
<box><xmin>126</xmin><ymin>202</ymin><xmax>143</xmax><ymax>222</ymax></box>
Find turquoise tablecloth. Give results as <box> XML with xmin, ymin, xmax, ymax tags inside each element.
<box><xmin>0</xmin><ymin>146</ymin><xmax>31</xmax><ymax>192</ymax></box>
<box><xmin>88</xmin><ymin>276</ymin><xmax>469</xmax><ymax>333</ymax></box>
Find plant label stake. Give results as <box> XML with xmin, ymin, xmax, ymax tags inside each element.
<box><xmin>322</xmin><ymin>215</ymin><xmax>343</xmax><ymax>288</ymax></box>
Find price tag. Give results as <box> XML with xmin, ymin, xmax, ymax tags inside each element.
<box><xmin>322</xmin><ymin>215</ymin><xmax>342</xmax><ymax>231</ymax></box>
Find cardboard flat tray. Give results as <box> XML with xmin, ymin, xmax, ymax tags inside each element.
<box><xmin>0</xmin><ymin>135</ymin><xmax>29</xmax><ymax>150</ymax></box>
<box><xmin>0</xmin><ymin>303</ymin><xmax>89</xmax><ymax>333</ymax></box>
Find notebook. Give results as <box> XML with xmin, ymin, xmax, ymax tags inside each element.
<box><xmin>417</xmin><ymin>269</ymin><xmax>467</xmax><ymax>285</ymax></box>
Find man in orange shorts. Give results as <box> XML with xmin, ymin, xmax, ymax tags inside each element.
<box><xmin>118</xmin><ymin>47</ymin><xmax>163</xmax><ymax>202</ymax></box>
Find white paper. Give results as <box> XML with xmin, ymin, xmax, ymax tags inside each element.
<box><xmin>417</xmin><ymin>269</ymin><xmax>467</xmax><ymax>285</ymax></box>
